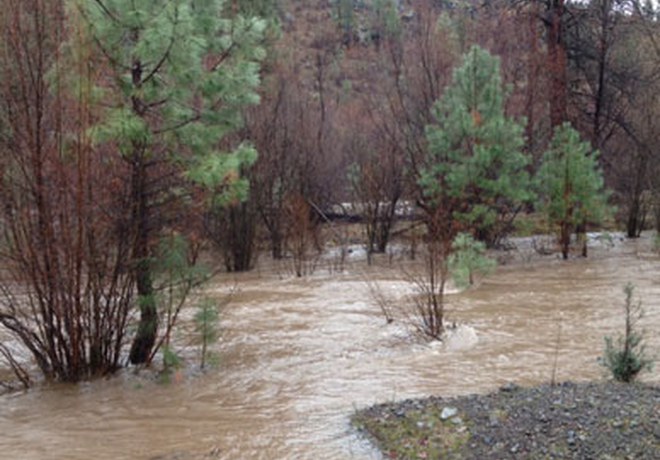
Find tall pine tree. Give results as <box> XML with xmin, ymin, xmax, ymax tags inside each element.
<box><xmin>421</xmin><ymin>45</ymin><xmax>532</xmax><ymax>246</ymax></box>
<box><xmin>415</xmin><ymin>45</ymin><xmax>531</xmax><ymax>338</ymax></box>
<box><xmin>70</xmin><ymin>0</ymin><xmax>265</xmax><ymax>364</ymax></box>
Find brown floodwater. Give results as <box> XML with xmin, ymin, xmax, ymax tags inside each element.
<box><xmin>0</xmin><ymin>235</ymin><xmax>658</xmax><ymax>459</ymax></box>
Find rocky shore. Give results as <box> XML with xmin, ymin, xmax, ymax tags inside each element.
<box><xmin>352</xmin><ymin>381</ymin><xmax>659</xmax><ymax>459</ymax></box>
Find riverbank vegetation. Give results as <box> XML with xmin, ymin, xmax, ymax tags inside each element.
<box><xmin>0</xmin><ymin>0</ymin><xmax>659</xmax><ymax>391</ymax></box>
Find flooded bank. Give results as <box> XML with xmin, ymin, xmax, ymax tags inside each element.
<box><xmin>0</xmin><ymin>235</ymin><xmax>658</xmax><ymax>459</ymax></box>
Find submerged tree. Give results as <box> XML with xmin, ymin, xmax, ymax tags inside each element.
<box><xmin>347</xmin><ymin>132</ymin><xmax>404</xmax><ymax>260</ymax></box>
<box><xmin>417</xmin><ymin>45</ymin><xmax>531</xmax><ymax>338</ymax></box>
<box><xmin>72</xmin><ymin>0</ymin><xmax>264</xmax><ymax>364</ymax></box>
<box><xmin>536</xmin><ymin>123</ymin><xmax>611</xmax><ymax>259</ymax></box>
<box><xmin>0</xmin><ymin>0</ymin><xmax>135</xmax><ymax>382</ymax></box>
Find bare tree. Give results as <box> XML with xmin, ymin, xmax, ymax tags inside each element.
<box><xmin>0</xmin><ymin>0</ymin><xmax>135</xmax><ymax>382</ymax></box>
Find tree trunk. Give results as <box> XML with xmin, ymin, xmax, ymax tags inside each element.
<box><xmin>626</xmin><ymin>195</ymin><xmax>642</xmax><ymax>238</ymax></box>
<box><xmin>271</xmin><ymin>231</ymin><xmax>283</xmax><ymax>259</ymax></box>
<box><xmin>547</xmin><ymin>0</ymin><xmax>568</xmax><ymax>128</ymax></box>
<box><xmin>576</xmin><ymin>221</ymin><xmax>587</xmax><ymax>257</ymax></box>
<box><xmin>129</xmin><ymin>259</ymin><xmax>157</xmax><ymax>364</ymax></box>
<box><xmin>128</xmin><ymin>155</ymin><xmax>157</xmax><ymax>365</ymax></box>
<box><xmin>560</xmin><ymin>221</ymin><xmax>570</xmax><ymax>260</ymax></box>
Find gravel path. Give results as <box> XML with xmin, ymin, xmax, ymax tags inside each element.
<box><xmin>352</xmin><ymin>381</ymin><xmax>660</xmax><ymax>459</ymax></box>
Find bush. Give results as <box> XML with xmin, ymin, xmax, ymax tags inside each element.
<box><xmin>448</xmin><ymin>233</ymin><xmax>495</xmax><ymax>289</ymax></box>
<box><xmin>601</xmin><ymin>284</ymin><xmax>653</xmax><ymax>382</ymax></box>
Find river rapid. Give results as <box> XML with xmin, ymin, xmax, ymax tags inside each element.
<box><xmin>0</xmin><ymin>234</ymin><xmax>658</xmax><ymax>459</ymax></box>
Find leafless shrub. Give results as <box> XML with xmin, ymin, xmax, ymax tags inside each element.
<box><xmin>284</xmin><ymin>194</ymin><xmax>323</xmax><ymax>277</ymax></box>
<box><xmin>0</xmin><ymin>1</ymin><xmax>136</xmax><ymax>382</ymax></box>
<box><xmin>363</xmin><ymin>275</ymin><xmax>396</xmax><ymax>325</ymax></box>
<box><xmin>0</xmin><ymin>343</ymin><xmax>30</xmax><ymax>389</ymax></box>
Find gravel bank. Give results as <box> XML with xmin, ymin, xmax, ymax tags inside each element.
<box><xmin>352</xmin><ymin>381</ymin><xmax>660</xmax><ymax>459</ymax></box>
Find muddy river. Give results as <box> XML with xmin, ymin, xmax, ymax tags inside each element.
<box><xmin>0</xmin><ymin>235</ymin><xmax>658</xmax><ymax>459</ymax></box>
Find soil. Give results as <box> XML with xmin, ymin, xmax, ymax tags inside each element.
<box><xmin>352</xmin><ymin>381</ymin><xmax>660</xmax><ymax>459</ymax></box>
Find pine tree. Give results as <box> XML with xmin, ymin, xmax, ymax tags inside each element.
<box><xmin>335</xmin><ymin>0</ymin><xmax>355</xmax><ymax>46</ymax></box>
<box><xmin>536</xmin><ymin>123</ymin><xmax>611</xmax><ymax>259</ymax></box>
<box><xmin>421</xmin><ymin>45</ymin><xmax>532</xmax><ymax>245</ymax></box>
<box><xmin>69</xmin><ymin>0</ymin><xmax>264</xmax><ymax>364</ymax></box>
<box><xmin>415</xmin><ymin>45</ymin><xmax>531</xmax><ymax>338</ymax></box>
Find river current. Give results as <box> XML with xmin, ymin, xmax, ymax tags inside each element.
<box><xmin>0</xmin><ymin>234</ymin><xmax>658</xmax><ymax>459</ymax></box>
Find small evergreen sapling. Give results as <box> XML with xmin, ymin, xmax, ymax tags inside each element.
<box><xmin>195</xmin><ymin>298</ymin><xmax>220</xmax><ymax>370</ymax></box>
<box><xmin>448</xmin><ymin>233</ymin><xmax>495</xmax><ymax>289</ymax></box>
<box><xmin>602</xmin><ymin>283</ymin><xmax>653</xmax><ymax>382</ymax></box>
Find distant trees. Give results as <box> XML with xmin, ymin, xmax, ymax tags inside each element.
<box><xmin>536</xmin><ymin>124</ymin><xmax>611</xmax><ymax>259</ymax></box>
<box><xmin>347</xmin><ymin>122</ymin><xmax>404</xmax><ymax>259</ymax></box>
<box><xmin>245</xmin><ymin>52</ymin><xmax>339</xmax><ymax>270</ymax></box>
<box><xmin>565</xmin><ymin>0</ymin><xmax>660</xmax><ymax>238</ymax></box>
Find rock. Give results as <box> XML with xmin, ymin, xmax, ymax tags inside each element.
<box><xmin>440</xmin><ymin>406</ymin><xmax>458</xmax><ymax>420</ymax></box>
<box><xmin>353</xmin><ymin>381</ymin><xmax>659</xmax><ymax>459</ymax></box>
<box><xmin>500</xmin><ymin>382</ymin><xmax>520</xmax><ymax>393</ymax></box>
<box><xmin>567</xmin><ymin>430</ymin><xmax>576</xmax><ymax>445</ymax></box>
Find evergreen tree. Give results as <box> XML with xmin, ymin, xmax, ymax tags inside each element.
<box><xmin>194</xmin><ymin>298</ymin><xmax>220</xmax><ymax>370</ymax></box>
<box><xmin>448</xmin><ymin>233</ymin><xmax>495</xmax><ymax>289</ymax></box>
<box><xmin>421</xmin><ymin>45</ymin><xmax>532</xmax><ymax>246</ymax></box>
<box><xmin>415</xmin><ymin>45</ymin><xmax>530</xmax><ymax>338</ymax></box>
<box><xmin>536</xmin><ymin>123</ymin><xmax>611</xmax><ymax>259</ymax></box>
<box><xmin>70</xmin><ymin>0</ymin><xmax>264</xmax><ymax>364</ymax></box>
<box><xmin>335</xmin><ymin>0</ymin><xmax>355</xmax><ymax>45</ymax></box>
<box><xmin>371</xmin><ymin>0</ymin><xmax>401</xmax><ymax>46</ymax></box>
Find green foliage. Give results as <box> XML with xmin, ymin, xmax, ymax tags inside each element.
<box><xmin>448</xmin><ymin>233</ymin><xmax>495</xmax><ymax>289</ymax></box>
<box><xmin>194</xmin><ymin>298</ymin><xmax>220</xmax><ymax>370</ymax></box>
<box><xmin>371</xmin><ymin>0</ymin><xmax>401</xmax><ymax>42</ymax></box>
<box><xmin>421</xmin><ymin>45</ymin><xmax>532</xmax><ymax>240</ymax></box>
<box><xmin>536</xmin><ymin>123</ymin><xmax>611</xmax><ymax>233</ymax></box>
<box><xmin>334</xmin><ymin>0</ymin><xmax>355</xmax><ymax>41</ymax></box>
<box><xmin>71</xmin><ymin>0</ymin><xmax>265</xmax><ymax>193</ymax></box>
<box><xmin>67</xmin><ymin>0</ymin><xmax>265</xmax><ymax>364</ymax></box>
<box><xmin>162</xmin><ymin>345</ymin><xmax>182</xmax><ymax>373</ymax></box>
<box><xmin>159</xmin><ymin>344</ymin><xmax>182</xmax><ymax>384</ymax></box>
<box><xmin>151</xmin><ymin>234</ymin><xmax>209</xmax><ymax>365</ymax></box>
<box><xmin>187</xmin><ymin>143</ymin><xmax>258</xmax><ymax>207</ymax></box>
<box><xmin>601</xmin><ymin>284</ymin><xmax>653</xmax><ymax>383</ymax></box>
<box><xmin>154</xmin><ymin>234</ymin><xmax>208</xmax><ymax>293</ymax></box>
<box><xmin>232</xmin><ymin>0</ymin><xmax>278</xmax><ymax>19</ymax></box>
